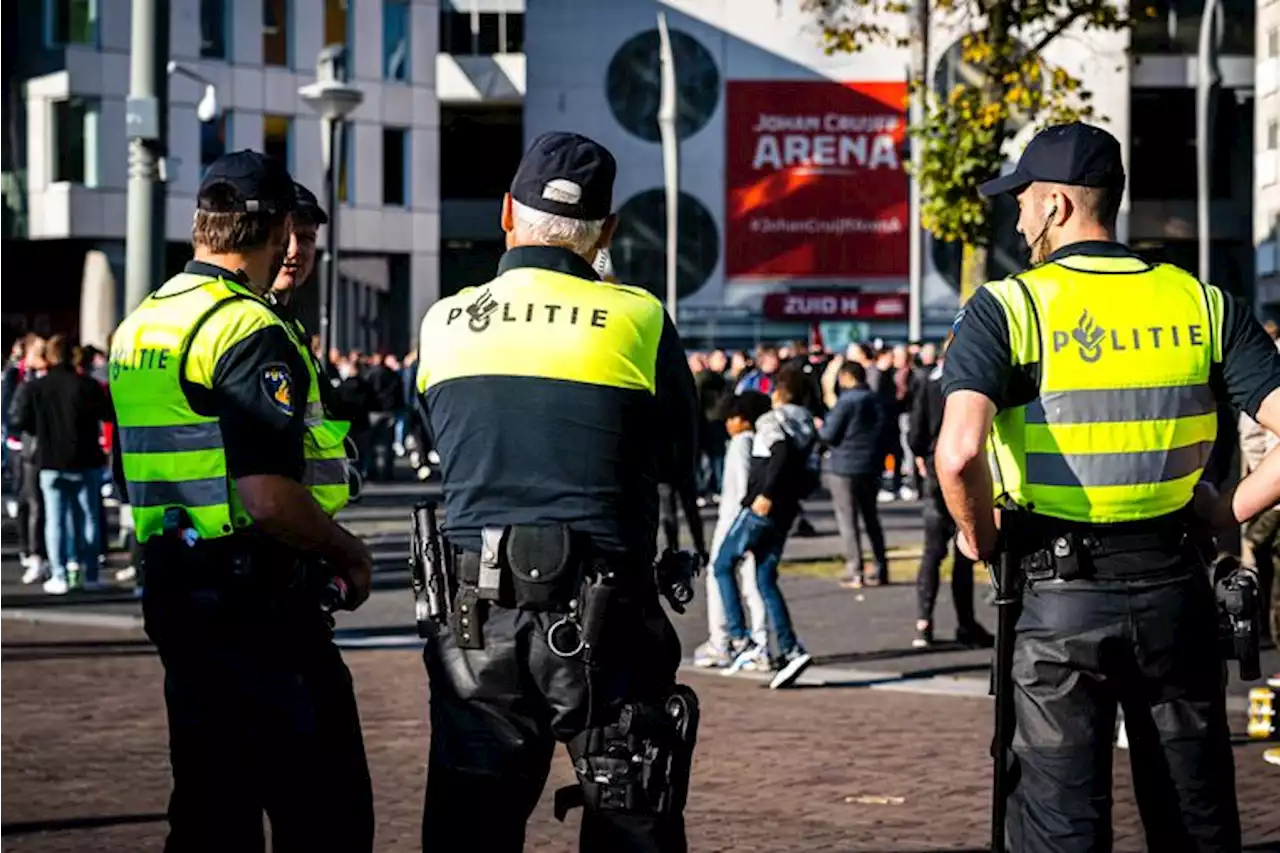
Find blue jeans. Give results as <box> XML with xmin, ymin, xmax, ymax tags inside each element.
<box><xmin>39</xmin><ymin>468</ymin><xmax>102</xmax><ymax>581</ymax></box>
<box><xmin>712</xmin><ymin>508</ymin><xmax>799</xmax><ymax>655</ymax></box>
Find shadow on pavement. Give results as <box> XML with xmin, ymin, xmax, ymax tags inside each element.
<box><xmin>1</xmin><ymin>590</ymin><xmax>140</xmax><ymax>609</ymax></box>
<box><xmin>816</xmin><ymin>645</ymin><xmax>990</xmax><ymax>667</ymax></box>
<box><xmin>1</xmin><ymin>812</ymin><xmax>167</xmax><ymax>836</ymax></box>
<box><xmin>791</xmin><ymin>660</ymin><xmax>992</xmax><ymax>691</ymax></box>
<box><xmin>2</xmin><ymin>637</ymin><xmax>157</xmax><ymax>662</ymax></box>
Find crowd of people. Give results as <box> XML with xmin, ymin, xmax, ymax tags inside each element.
<box><xmin>678</xmin><ymin>336</ymin><xmax>994</xmax><ymax>670</ymax></box>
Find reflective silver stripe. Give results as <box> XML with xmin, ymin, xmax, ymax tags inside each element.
<box><xmin>1025</xmin><ymin>385</ymin><xmax>1215</xmax><ymax>425</ymax></box>
<box><xmin>1024</xmin><ymin>441</ymin><xmax>1213</xmax><ymax>488</ymax></box>
<box><xmin>304</xmin><ymin>400</ymin><xmax>325</xmax><ymax>426</ymax></box>
<box><xmin>303</xmin><ymin>458</ymin><xmax>349</xmax><ymax>487</ymax></box>
<box><xmin>119</xmin><ymin>423</ymin><xmax>223</xmax><ymax>453</ymax></box>
<box><xmin>129</xmin><ymin>477</ymin><xmax>229</xmax><ymax>508</ymax></box>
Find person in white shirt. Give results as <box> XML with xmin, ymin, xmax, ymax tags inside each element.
<box><xmin>692</xmin><ymin>391</ymin><xmax>771</xmax><ymax>668</ymax></box>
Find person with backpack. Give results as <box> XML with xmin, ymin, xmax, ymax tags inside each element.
<box><xmin>711</xmin><ymin>365</ymin><xmax>816</xmax><ymax>688</ymax></box>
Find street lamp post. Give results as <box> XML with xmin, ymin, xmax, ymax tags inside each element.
<box><xmin>656</xmin><ymin>12</ymin><xmax>680</xmax><ymax>326</ymax></box>
<box><xmin>123</xmin><ymin>0</ymin><xmax>171</xmax><ymax>315</ymax></box>
<box><xmin>1196</xmin><ymin>0</ymin><xmax>1223</xmax><ymax>283</ymax></box>
<box><xmin>299</xmin><ymin>46</ymin><xmax>364</xmax><ymax>359</ymax></box>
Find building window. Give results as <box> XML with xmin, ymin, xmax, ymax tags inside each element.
<box><xmin>48</xmin><ymin>0</ymin><xmax>98</xmax><ymax>46</ymax></box>
<box><xmin>263</xmin><ymin>0</ymin><xmax>289</xmax><ymax>67</ymax></box>
<box><xmin>1130</xmin><ymin>88</ymin><xmax>1242</xmax><ymax>200</ymax></box>
<box><xmin>439</xmin><ymin>10</ymin><xmax>524</xmax><ymax>55</ymax></box>
<box><xmin>201</xmin><ymin>113</ymin><xmax>231</xmax><ymax>173</ymax></box>
<box><xmin>384</xmin><ymin>0</ymin><xmax>410</xmax><ymax>81</ymax></box>
<box><xmin>325</xmin><ymin>0</ymin><xmax>350</xmax><ymax>49</ymax></box>
<box><xmin>339</xmin><ymin>122</ymin><xmax>354</xmax><ymax>205</ymax></box>
<box><xmin>1269</xmin><ymin>27</ymin><xmax>1279</xmax><ymax>57</ymax></box>
<box><xmin>200</xmin><ymin>0</ymin><xmax>227</xmax><ymax>58</ymax></box>
<box><xmin>52</xmin><ymin>97</ymin><xmax>99</xmax><ymax>186</ymax></box>
<box><xmin>440</xmin><ymin>105</ymin><xmax>521</xmax><ymax>199</ymax></box>
<box><xmin>1130</xmin><ymin>0</ymin><xmax>1254</xmax><ymax>55</ymax></box>
<box><xmin>264</xmin><ymin>114</ymin><xmax>292</xmax><ymax>170</ymax></box>
<box><xmin>1270</xmin><ymin>119</ymin><xmax>1279</xmax><ymax>151</ymax></box>
<box><xmin>503</xmin><ymin>13</ymin><xmax>524</xmax><ymax>54</ymax></box>
<box><xmin>382</xmin><ymin>128</ymin><xmax>408</xmax><ymax>206</ymax></box>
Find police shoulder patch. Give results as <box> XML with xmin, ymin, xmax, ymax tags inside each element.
<box><xmin>261</xmin><ymin>363</ymin><xmax>294</xmax><ymax>416</ymax></box>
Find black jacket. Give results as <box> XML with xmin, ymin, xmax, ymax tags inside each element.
<box><xmin>907</xmin><ymin>364</ymin><xmax>945</xmax><ymax>461</ymax></box>
<box><xmin>13</xmin><ymin>365</ymin><xmax>109</xmax><ymax>471</ymax></box>
<box><xmin>819</xmin><ymin>386</ymin><xmax>884</xmax><ymax>476</ymax></box>
<box><xmin>744</xmin><ymin>403</ymin><xmax>816</xmax><ymax>530</ymax></box>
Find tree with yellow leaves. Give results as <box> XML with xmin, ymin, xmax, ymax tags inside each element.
<box><xmin>805</xmin><ymin>0</ymin><xmax>1143</xmax><ymax>298</ymax></box>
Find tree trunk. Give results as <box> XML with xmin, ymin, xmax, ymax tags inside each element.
<box><xmin>961</xmin><ymin>242</ymin><xmax>988</xmax><ymax>303</ymax></box>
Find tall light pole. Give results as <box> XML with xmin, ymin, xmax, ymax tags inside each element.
<box><xmin>907</xmin><ymin>0</ymin><xmax>929</xmax><ymax>342</ymax></box>
<box><xmin>656</xmin><ymin>12</ymin><xmax>680</xmax><ymax>325</ymax></box>
<box><xmin>123</xmin><ymin>0</ymin><xmax>171</xmax><ymax>314</ymax></box>
<box><xmin>1196</xmin><ymin>0</ymin><xmax>1222</xmax><ymax>283</ymax></box>
<box><xmin>299</xmin><ymin>46</ymin><xmax>363</xmax><ymax>358</ymax></box>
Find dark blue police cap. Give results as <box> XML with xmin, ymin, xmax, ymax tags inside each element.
<box><xmin>510</xmin><ymin>132</ymin><xmax>616</xmax><ymax>221</ymax></box>
<box><xmin>294</xmin><ymin>182</ymin><xmax>328</xmax><ymax>225</ymax></box>
<box><xmin>198</xmin><ymin>150</ymin><xmax>296</xmax><ymax>215</ymax></box>
<box><xmin>979</xmin><ymin>122</ymin><xmax>1125</xmax><ymax>198</ymax></box>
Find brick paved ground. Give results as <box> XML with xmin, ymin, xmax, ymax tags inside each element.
<box><xmin>3</xmin><ymin>620</ymin><xmax>1278</xmax><ymax>853</ymax></box>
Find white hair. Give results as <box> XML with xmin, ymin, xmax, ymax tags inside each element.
<box><xmin>511</xmin><ymin>199</ymin><xmax>604</xmax><ymax>257</ymax></box>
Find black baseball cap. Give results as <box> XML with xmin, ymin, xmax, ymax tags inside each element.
<box><xmin>294</xmin><ymin>182</ymin><xmax>329</xmax><ymax>225</ymax></box>
<box><xmin>197</xmin><ymin>150</ymin><xmax>296</xmax><ymax>215</ymax></box>
<box><xmin>510</xmin><ymin>132</ymin><xmax>616</xmax><ymax>221</ymax></box>
<box><xmin>978</xmin><ymin>122</ymin><xmax>1125</xmax><ymax>198</ymax></box>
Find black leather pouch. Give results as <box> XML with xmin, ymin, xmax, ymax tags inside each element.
<box><xmin>506</xmin><ymin>524</ymin><xmax>583</xmax><ymax>612</ymax></box>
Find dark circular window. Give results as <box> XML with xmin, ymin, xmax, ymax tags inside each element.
<box><xmin>605</xmin><ymin>29</ymin><xmax>720</xmax><ymax>142</ymax></box>
<box><xmin>611</xmin><ymin>190</ymin><xmax>718</xmax><ymax>300</ymax></box>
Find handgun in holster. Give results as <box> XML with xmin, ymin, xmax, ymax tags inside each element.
<box><xmin>1212</xmin><ymin>554</ymin><xmax>1262</xmax><ymax>683</ymax></box>
<box><xmin>410</xmin><ymin>501</ymin><xmax>453</xmax><ymax>638</ymax></box>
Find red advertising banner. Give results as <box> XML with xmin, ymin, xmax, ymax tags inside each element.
<box><xmin>725</xmin><ymin>81</ymin><xmax>909</xmax><ymax>280</ymax></box>
<box><xmin>762</xmin><ymin>291</ymin><xmax>908</xmax><ymax>321</ymax></box>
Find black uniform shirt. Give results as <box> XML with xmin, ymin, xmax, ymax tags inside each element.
<box><xmin>181</xmin><ymin>260</ymin><xmax>309</xmax><ymax>482</ymax></box>
<box><xmin>943</xmin><ymin>242</ymin><xmax>1280</xmax><ymax>418</ymax></box>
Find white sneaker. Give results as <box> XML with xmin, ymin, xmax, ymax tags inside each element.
<box><xmin>392</xmin><ymin>442</ymin><xmax>406</xmax><ymax>458</ymax></box>
<box><xmin>770</xmin><ymin>647</ymin><xmax>814</xmax><ymax>690</ymax></box>
<box><xmin>427</xmin><ymin>450</ymin><xmax>440</xmax><ymax>465</ymax></box>
<box><xmin>5</xmin><ymin>499</ymin><xmax>18</xmax><ymax>519</ymax></box>
<box><xmin>898</xmin><ymin>485</ymin><xmax>919</xmax><ymax>501</ymax></box>
<box><xmin>693</xmin><ymin>641</ymin><xmax>733</xmax><ymax>668</ymax></box>
<box><xmin>725</xmin><ymin>640</ymin><xmax>772</xmax><ymax>675</ymax></box>
<box><xmin>115</xmin><ymin>566</ymin><xmax>138</xmax><ymax>582</ymax></box>
<box><xmin>42</xmin><ymin>577</ymin><xmax>70</xmax><ymax>595</ymax></box>
<box><xmin>876</xmin><ymin>489</ymin><xmax>896</xmax><ymax>503</ymax></box>
<box><xmin>21</xmin><ymin>559</ymin><xmax>48</xmax><ymax>585</ymax></box>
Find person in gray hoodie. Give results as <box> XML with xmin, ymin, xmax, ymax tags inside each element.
<box><xmin>711</xmin><ymin>366</ymin><xmax>815</xmax><ymax>689</ymax></box>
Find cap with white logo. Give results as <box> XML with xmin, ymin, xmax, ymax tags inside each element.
<box><xmin>510</xmin><ymin>131</ymin><xmax>616</xmax><ymax>221</ymax></box>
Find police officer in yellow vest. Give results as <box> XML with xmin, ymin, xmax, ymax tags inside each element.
<box><xmin>415</xmin><ymin>132</ymin><xmax>700</xmax><ymax>852</ymax></box>
<box><xmin>937</xmin><ymin>123</ymin><xmax>1280</xmax><ymax>851</ymax></box>
<box><xmin>269</xmin><ymin>181</ymin><xmax>358</xmax><ymax>513</ymax></box>
<box><xmin>110</xmin><ymin>151</ymin><xmax>375</xmax><ymax>852</ymax></box>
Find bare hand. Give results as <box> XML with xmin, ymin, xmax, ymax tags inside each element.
<box><xmin>750</xmin><ymin>495</ymin><xmax>773</xmax><ymax>517</ymax></box>
<box><xmin>813</xmin><ymin>417</ymin><xmax>824</xmax><ymax>430</ymax></box>
<box><xmin>339</xmin><ymin>534</ymin><xmax>374</xmax><ymax>609</ymax></box>
<box><xmin>956</xmin><ymin>529</ymin><xmax>981</xmax><ymax>561</ymax></box>
<box><xmin>915</xmin><ymin>457</ymin><xmax>927</xmax><ymax>478</ymax></box>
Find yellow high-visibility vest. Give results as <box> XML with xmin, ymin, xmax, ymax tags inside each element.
<box><xmin>982</xmin><ymin>252</ymin><xmax>1224</xmax><ymax>523</ymax></box>
<box><xmin>111</xmin><ymin>273</ymin><xmax>348</xmax><ymax>543</ymax></box>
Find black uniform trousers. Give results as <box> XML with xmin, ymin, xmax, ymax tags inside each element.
<box><xmin>141</xmin><ymin>539</ymin><xmax>374</xmax><ymax>853</ymax></box>
<box><xmin>1007</xmin><ymin>555</ymin><xmax>1241</xmax><ymax>853</ymax></box>
<box><xmin>422</xmin><ymin>581</ymin><xmax>686</xmax><ymax>853</ymax></box>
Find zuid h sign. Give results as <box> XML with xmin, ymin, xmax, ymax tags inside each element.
<box><xmin>762</xmin><ymin>292</ymin><xmax>909</xmax><ymax>321</ymax></box>
<box><xmin>725</xmin><ymin>81</ymin><xmax>909</xmax><ymax>280</ymax></box>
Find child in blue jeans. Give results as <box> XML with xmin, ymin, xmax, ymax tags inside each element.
<box><xmin>713</xmin><ymin>366</ymin><xmax>815</xmax><ymax>689</ymax></box>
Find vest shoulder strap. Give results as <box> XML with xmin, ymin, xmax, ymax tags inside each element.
<box><xmin>183</xmin><ymin>289</ymin><xmax>285</xmax><ymax>388</ymax></box>
<box><xmin>982</xmin><ymin>278</ymin><xmax>1041</xmax><ymax>368</ymax></box>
